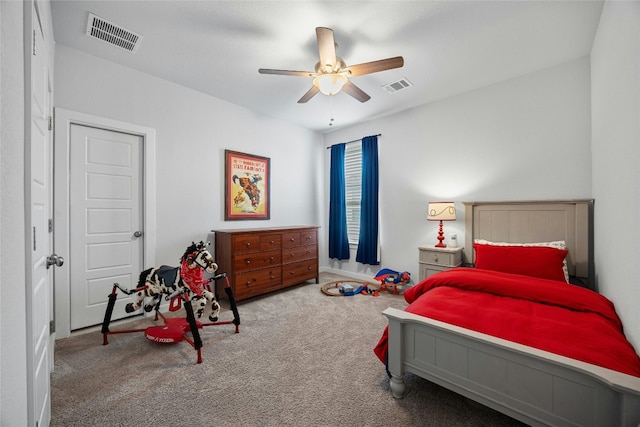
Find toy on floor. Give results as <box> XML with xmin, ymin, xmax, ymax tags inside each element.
<box><xmin>101</xmin><ymin>241</ymin><xmax>240</xmax><ymax>364</ymax></box>
<box><xmin>321</xmin><ymin>280</ymin><xmax>380</xmax><ymax>297</ymax></box>
<box><xmin>374</xmin><ymin>268</ymin><xmax>411</xmax><ymax>294</ymax></box>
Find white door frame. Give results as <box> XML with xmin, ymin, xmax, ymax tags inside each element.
<box><xmin>54</xmin><ymin>108</ymin><xmax>156</xmax><ymax>339</ymax></box>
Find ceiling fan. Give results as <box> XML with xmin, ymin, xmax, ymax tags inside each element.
<box><xmin>258</xmin><ymin>27</ymin><xmax>404</xmax><ymax>103</ymax></box>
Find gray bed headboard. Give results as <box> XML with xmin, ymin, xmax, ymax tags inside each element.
<box><xmin>463</xmin><ymin>200</ymin><xmax>594</xmax><ymax>286</ymax></box>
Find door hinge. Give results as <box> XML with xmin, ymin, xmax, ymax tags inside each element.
<box><xmin>48</xmin><ymin>218</ymin><xmax>54</xmax><ymax>233</ymax></box>
<box><xmin>49</xmin><ymin>320</ymin><xmax>55</xmax><ymax>334</ymax></box>
<box><xmin>48</xmin><ymin>116</ymin><xmax>53</xmax><ymax>131</ymax></box>
<box><xmin>32</xmin><ymin>30</ymin><xmax>37</xmax><ymax>55</ymax></box>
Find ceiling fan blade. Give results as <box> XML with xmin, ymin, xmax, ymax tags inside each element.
<box><xmin>345</xmin><ymin>56</ymin><xmax>404</xmax><ymax>77</ymax></box>
<box><xmin>298</xmin><ymin>86</ymin><xmax>320</xmax><ymax>103</ymax></box>
<box><xmin>341</xmin><ymin>81</ymin><xmax>371</xmax><ymax>103</ymax></box>
<box><xmin>316</xmin><ymin>27</ymin><xmax>337</xmax><ymax>72</ymax></box>
<box><xmin>258</xmin><ymin>68</ymin><xmax>315</xmax><ymax>77</ymax></box>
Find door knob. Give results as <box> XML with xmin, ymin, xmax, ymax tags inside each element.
<box><xmin>133</xmin><ymin>231</ymin><xmax>143</xmax><ymax>238</ymax></box>
<box><xmin>46</xmin><ymin>254</ymin><xmax>64</xmax><ymax>269</ymax></box>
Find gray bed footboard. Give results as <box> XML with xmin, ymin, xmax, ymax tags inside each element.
<box><xmin>383</xmin><ymin>307</ymin><xmax>640</xmax><ymax>427</ymax></box>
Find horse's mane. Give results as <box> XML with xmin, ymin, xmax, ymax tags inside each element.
<box><xmin>181</xmin><ymin>241</ymin><xmax>201</xmax><ymax>262</ymax></box>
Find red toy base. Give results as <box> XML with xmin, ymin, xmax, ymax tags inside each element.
<box><xmin>144</xmin><ymin>318</ymin><xmax>202</xmax><ymax>344</ymax></box>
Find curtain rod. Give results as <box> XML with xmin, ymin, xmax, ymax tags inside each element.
<box><xmin>326</xmin><ymin>133</ymin><xmax>382</xmax><ymax>149</ymax></box>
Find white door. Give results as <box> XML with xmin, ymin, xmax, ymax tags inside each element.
<box><xmin>69</xmin><ymin>124</ymin><xmax>144</xmax><ymax>329</ymax></box>
<box><xmin>29</xmin><ymin>6</ymin><xmax>53</xmax><ymax>426</ymax></box>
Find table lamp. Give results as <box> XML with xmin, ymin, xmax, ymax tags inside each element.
<box><xmin>427</xmin><ymin>202</ymin><xmax>456</xmax><ymax>248</ymax></box>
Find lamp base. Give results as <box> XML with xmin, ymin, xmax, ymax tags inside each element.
<box><xmin>435</xmin><ymin>220</ymin><xmax>447</xmax><ymax>248</ymax></box>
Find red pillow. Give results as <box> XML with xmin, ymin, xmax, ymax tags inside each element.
<box><xmin>473</xmin><ymin>243</ymin><xmax>568</xmax><ymax>282</ymax></box>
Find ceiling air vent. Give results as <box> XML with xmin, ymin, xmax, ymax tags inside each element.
<box><xmin>86</xmin><ymin>13</ymin><xmax>142</xmax><ymax>53</ymax></box>
<box><xmin>381</xmin><ymin>78</ymin><xmax>413</xmax><ymax>94</ymax></box>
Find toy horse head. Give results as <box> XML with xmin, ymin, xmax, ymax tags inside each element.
<box><xmin>183</xmin><ymin>241</ymin><xmax>218</xmax><ymax>273</ymax></box>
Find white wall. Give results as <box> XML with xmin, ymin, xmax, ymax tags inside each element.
<box><xmin>591</xmin><ymin>0</ymin><xmax>640</xmax><ymax>348</ymax></box>
<box><xmin>322</xmin><ymin>58</ymin><xmax>592</xmax><ymax>282</ymax></box>
<box><xmin>54</xmin><ymin>45</ymin><xmax>324</xmax><ymax>266</ymax></box>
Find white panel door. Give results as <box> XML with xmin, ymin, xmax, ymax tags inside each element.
<box><xmin>69</xmin><ymin>124</ymin><xmax>144</xmax><ymax>329</ymax></box>
<box><xmin>28</xmin><ymin>6</ymin><xmax>52</xmax><ymax>426</ymax></box>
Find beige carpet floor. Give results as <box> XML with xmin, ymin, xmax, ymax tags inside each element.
<box><xmin>51</xmin><ymin>272</ymin><xmax>526</xmax><ymax>426</ymax></box>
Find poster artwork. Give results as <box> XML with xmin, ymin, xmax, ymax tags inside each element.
<box><xmin>225</xmin><ymin>150</ymin><xmax>270</xmax><ymax>220</ymax></box>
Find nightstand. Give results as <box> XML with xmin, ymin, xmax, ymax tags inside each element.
<box><xmin>418</xmin><ymin>245</ymin><xmax>464</xmax><ymax>281</ymax></box>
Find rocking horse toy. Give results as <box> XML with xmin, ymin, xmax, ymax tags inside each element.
<box><xmin>101</xmin><ymin>241</ymin><xmax>240</xmax><ymax>364</ymax></box>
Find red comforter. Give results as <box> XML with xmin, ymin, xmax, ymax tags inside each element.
<box><xmin>374</xmin><ymin>268</ymin><xmax>640</xmax><ymax>377</ymax></box>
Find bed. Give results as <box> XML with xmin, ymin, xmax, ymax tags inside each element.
<box><xmin>377</xmin><ymin>200</ymin><xmax>640</xmax><ymax>426</ymax></box>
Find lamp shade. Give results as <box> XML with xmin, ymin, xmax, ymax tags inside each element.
<box><xmin>427</xmin><ymin>202</ymin><xmax>456</xmax><ymax>221</ymax></box>
<box><xmin>313</xmin><ymin>74</ymin><xmax>347</xmax><ymax>95</ymax></box>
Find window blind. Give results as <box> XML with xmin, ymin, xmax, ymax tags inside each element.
<box><xmin>344</xmin><ymin>141</ymin><xmax>362</xmax><ymax>244</ymax></box>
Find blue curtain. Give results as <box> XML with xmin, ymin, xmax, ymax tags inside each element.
<box><xmin>356</xmin><ymin>135</ymin><xmax>380</xmax><ymax>265</ymax></box>
<box><xmin>328</xmin><ymin>143</ymin><xmax>350</xmax><ymax>260</ymax></box>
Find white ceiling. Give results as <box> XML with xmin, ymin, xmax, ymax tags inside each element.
<box><xmin>50</xmin><ymin>1</ymin><xmax>604</xmax><ymax>133</ymax></box>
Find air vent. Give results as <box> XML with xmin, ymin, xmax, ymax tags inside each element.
<box><xmin>381</xmin><ymin>78</ymin><xmax>413</xmax><ymax>94</ymax></box>
<box><xmin>86</xmin><ymin>13</ymin><xmax>142</xmax><ymax>53</ymax></box>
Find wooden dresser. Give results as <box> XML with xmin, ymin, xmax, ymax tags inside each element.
<box><xmin>212</xmin><ymin>226</ymin><xmax>319</xmax><ymax>301</ymax></box>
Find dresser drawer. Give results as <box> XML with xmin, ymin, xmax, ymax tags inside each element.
<box><xmin>300</xmin><ymin>230</ymin><xmax>317</xmax><ymax>246</ymax></box>
<box><xmin>282</xmin><ymin>245</ymin><xmax>317</xmax><ymax>264</ymax></box>
<box><xmin>260</xmin><ymin>234</ymin><xmax>281</xmax><ymax>251</ymax></box>
<box><xmin>233</xmin><ymin>249</ymin><xmax>281</xmax><ymax>272</ymax></box>
<box><xmin>282</xmin><ymin>231</ymin><xmax>301</xmax><ymax>248</ymax></box>
<box><xmin>235</xmin><ymin>268</ymin><xmax>281</xmax><ymax>300</ymax></box>
<box><xmin>419</xmin><ymin>249</ymin><xmax>461</xmax><ymax>267</ymax></box>
<box><xmin>420</xmin><ymin>264</ymin><xmax>450</xmax><ymax>280</ymax></box>
<box><xmin>282</xmin><ymin>259</ymin><xmax>318</xmax><ymax>286</ymax></box>
<box><xmin>233</xmin><ymin>234</ymin><xmax>261</xmax><ymax>254</ymax></box>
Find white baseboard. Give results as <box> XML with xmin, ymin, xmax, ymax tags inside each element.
<box><xmin>319</xmin><ymin>267</ymin><xmax>375</xmax><ymax>282</ymax></box>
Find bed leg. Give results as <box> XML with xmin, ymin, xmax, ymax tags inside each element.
<box><xmin>389</xmin><ymin>374</ymin><xmax>405</xmax><ymax>399</ymax></box>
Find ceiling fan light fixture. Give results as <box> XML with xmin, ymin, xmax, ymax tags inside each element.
<box><xmin>259</xmin><ymin>27</ymin><xmax>404</xmax><ymax>104</ymax></box>
<box><xmin>313</xmin><ymin>74</ymin><xmax>348</xmax><ymax>96</ymax></box>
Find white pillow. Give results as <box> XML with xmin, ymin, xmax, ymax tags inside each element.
<box><xmin>474</xmin><ymin>239</ymin><xmax>569</xmax><ymax>283</ymax></box>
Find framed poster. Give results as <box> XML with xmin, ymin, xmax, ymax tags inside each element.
<box><xmin>225</xmin><ymin>150</ymin><xmax>270</xmax><ymax>220</ymax></box>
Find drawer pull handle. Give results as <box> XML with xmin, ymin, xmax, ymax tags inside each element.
<box><xmin>270</xmin><ymin>275</ymin><xmax>275</xmax><ymax>279</ymax></box>
<box><xmin>434</xmin><ymin>255</ymin><xmax>438</xmax><ymax>263</ymax></box>
<box><xmin>246</xmin><ymin>242</ymin><xmax>251</xmax><ymax>248</ymax></box>
<box><xmin>245</xmin><ymin>281</ymin><xmax>251</xmax><ymax>286</ymax></box>
<box><xmin>290</xmin><ymin>253</ymin><xmax>295</xmax><ymax>257</ymax></box>
<box><xmin>307</xmin><ymin>266</ymin><xmax>312</xmax><ymax>270</ymax></box>
<box><xmin>245</xmin><ymin>260</ymin><xmax>251</xmax><ymax>264</ymax></box>
<box><xmin>270</xmin><ymin>240</ymin><xmax>274</xmax><ymax>244</ymax></box>
<box><xmin>270</xmin><ymin>257</ymin><xmax>274</xmax><ymax>261</ymax></box>
<box><xmin>290</xmin><ymin>271</ymin><xmax>295</xmax><ymax>275</ymax></box>
<box><xmin>290</xmin><ymin>238</ymin><xmax>295</xmax><ymax>242</ymax></box>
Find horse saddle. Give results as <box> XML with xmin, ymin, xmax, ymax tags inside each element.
<box><xmin>155</xmin><ymin>265</ymin><xmax>179</xmax><ymax>286</ymax></box>
<box><xmin>153</xmin><ymin>265</ymin><xmax>183</xmax><ymax>311</ymax></box>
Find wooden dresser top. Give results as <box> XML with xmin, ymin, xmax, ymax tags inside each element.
<box><xmin>212</xmin><ymin>225</ymin><xmax>319</xmax><ymax>234</ymax></box>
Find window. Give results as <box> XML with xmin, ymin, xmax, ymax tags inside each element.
<box><xmin>344</xmin><ymin>141</ymin><xmax>362</xmax><ymax>244</ymax></box>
